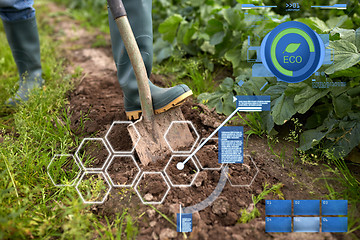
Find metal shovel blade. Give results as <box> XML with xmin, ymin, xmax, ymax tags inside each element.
<box><xmin>127</xmin><ymin>107</ymin><xmax>194</xmax><ymax>166</ymax></box>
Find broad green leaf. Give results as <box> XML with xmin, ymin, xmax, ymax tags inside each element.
<box><xmin>260</xmin><ymin>111</ymin><xmax>275</xmax><ymax>135</ymax></box>
<box><xmin>264</xmin><ymin>83</ymin><xmax>287</xmax><ymax>99</ymax></box>
<box><xmin>285</xmin><ymin>82</ymin><xmax>329</xmax><ymax>114</ymax></box>
<box><xmin>330</xmin><ymin>28</ymin><xmax>355</xmax><ymax>44</ymax></box>
<box><xmin>177</xmin><ymin>21</ymin><xmax>197</xmax><ymax>45</ymax></box>
<box><xmin>223</xmin><ymin>7</ymin><xmax>242</xmax><ymax>31</ymax></box>
<box><xmin>225</xmin><ymin>45</ymin><xmax>243</xmax><ymax>71</ymax></box>
<box><xmin>326</xmin><ymin>16</ymin><xmax>352</xmax><ymax>30</ymax></box>
<box><xmin>299</xmin><ymin>118</ymin><xmax>337</xmax><ymax>151</ymax></box>
<box><xmin>210</xmin><ymin>31</ymin><xmax>225</xmax><ymax>45</ymax></box>
<box><xmin>205</xmin><ymin>19</ymin><xmax>224</xmax><ymax>36</ymax></box>
<box><xmin>327</xmin><ymin>121</ymin><xmax>360</xmax><ymax>158</ymax></box>
<box><xmin>192</xmin><ymin>0</ymin><xmax>204</xmax><ymax>7</ymax></box>
<box><xmin>283</xmin><ymin>43</ymin><xmax>301</xmax><ymax>53</ymax></box>
<box><xmin>219</xmin><ymin>77</ymin><xmax>234</xmax><ymax>92</ymax></box>
<box><xmin>222</xmin><ymin>92</ymin><xmax>236</xmax><ymax>115</ymax></box>
<box><xmin>153</xmin><ymin>38</ymin><xmax>172</xmax><ymax>63</ymax></box>
<box><xmin>325</xmin><ymin>40</ymin><xmax>360</xmax><ymax>74</ymax></box>
<box><xmin>159</xmin><ymin>14</ymin><xmax>183</xmax><ymax>42</ymax></box>
<box><xmin>299</xmin><ymin>129</ymin><xmax>328</xmax><ymax>151</ymax></box>
<box><xmin>296</xmin><ymin>17</ymin><xmax>329</xmax><ymax>33</ymax></box>
<box><xmin>271</xmin><ymin>93</ymin><xmax>297</xmax><ymax>125</ymax></box>
<box><xmin>333</xmin><ymin>93</ymin><xmax>351</xmax><ymax>118</ymax></box>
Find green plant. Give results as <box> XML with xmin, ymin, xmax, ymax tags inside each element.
<box><xmin>238</xmin><ymin>182</ymin><xmax>284</xmax><ymax>223</ymax></box>
<box><xmin>147</xmin><ymin>204</ymin><xmax>188</xmax><ymax>239</ymax></box>
<box><xmin>0</xmin><ymin>2</ymin><xmax>119</xmax><ymax>239</ymax></box>
<box><xmin>198</xmin><ymin>17</ymin><xmax>360</xmax><ymax>158</ymax></box>
<box><xmin>236</xmin><ymin>112</ymin><xmax>265</xmax><ymax>146</ymax></box>
<box><xmin>284</xmin><ymin>118</ymin><xmax>303</xmax><ymax>143</ymax></box>
<box><xmin>319</xmin><ymin>151</ymin><xmax>360</xmax><ymax>234</ymax></box>
<box><xmin>52</xmin><ymin>0</ymin><xmax>109</xmax><ymax>33</ymax></box>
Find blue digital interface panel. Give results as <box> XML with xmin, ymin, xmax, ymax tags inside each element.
<box><xmin>177</xmin><ymin>213</ymin><xmax>192</xmax><ymax>233</ymax></box>
<box><xmin>218</xmin><ymin>126</ymin><xmax>243</xmax><ymax>163</ymax></box>
<box><xmin>265</xmin><ymin>200</ymin><xmax>292</xmax><ymax>215</ymax></box>
<box><xmin>322</xmin><ymin>217</ymin><xmax>348</xmax><ymax>232</ymax></box>
<box><xmin>293</xmin><ymin>200</ymin><xmax>320</xmax><ymax>215</ymax></box>
<box><xmin>265</xmin><ymin>217</ymin><xmax>292</xmax><ymax>232</ymax></box>
<box><xmin>322</xmin><ymin>200</ymin><xmax>348</xmax><ymax>215</ymax></box>
<box><xmin>293</xmin><ymin>217</ymin><xmax>320</xmax><ymax>232</ymax></box>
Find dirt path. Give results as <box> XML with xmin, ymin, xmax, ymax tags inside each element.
<box><xmin>47</xmin><ymin>3</ymin><xmax>354</xmax><ymax>240</ymax></box>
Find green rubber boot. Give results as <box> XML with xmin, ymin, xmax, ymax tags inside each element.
<box><xmin>108</xmin><ymin>0</ymin><xmax>192</xmax><ymax>120</ymax></box>
<box><xmin>3</xmin><ymin>16</ymin><xmax>44</xmax><ymax>105</ymax></box>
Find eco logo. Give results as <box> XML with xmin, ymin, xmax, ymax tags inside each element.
<box><xmin>260</xmin><ymin>21</ymin><xmax>325</xmax><ymax>83</ymax></box>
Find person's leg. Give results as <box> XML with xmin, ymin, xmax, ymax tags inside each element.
<box><xmin>0</xmin><ymin>0</ymin><xmax>44</xmax><ymax>105</ymax></box>
<box><xmin>108</xmin><ymin>0</ymin><xmax>192</xmax><ymax>120</ymax></box>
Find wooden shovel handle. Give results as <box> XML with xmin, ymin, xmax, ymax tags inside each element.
<box><xmin>108</xmin><ymin>0</ymin><xmax>154</xmax><ymax>121</ymax></box>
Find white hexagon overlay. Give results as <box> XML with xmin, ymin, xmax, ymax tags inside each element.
<box><xmin>225</xmin><ymin>155</ymin><xmax>259</xmax><ymax>187</ymax></box>
<box><xmin>105</xmin><ymin>121</ymin><xmax>140</xmax><ymax>154</ymax></box>
<box><xmin>75</xmin><ymin>138</ymin><xmax>111</xmax><ymax>171</ymax></box>
<box><xmin>194</xmin><ymin>138</ymin><xmax>224</xmax><ymax>171</ymax></box>
<box><xmin>47</xmin><ymin>154</ymin><xmax>82</xmax><ymax>187</ymax></box>
<box><xmin>164</xmin><ymin>155</ymin><xmax>200</xmax><ymax>187</ymax></box>
<box><xmin>75</xmin><ymin>171</ymin><xmax>112</xmax><ymax>204</ymax></box>
<box><xmin>105</xmin><ymin>155</ymin><xmax>141</xmax><ymax>187</ymax></box>
<box><xmin>164</xmin><ymin>121</ymin><xmax>200</xmax><ymax>154</ymax></box>
<box><xmin>134</xmin><ymin>172</ymin><xmax>170</xmax><ymax>205</ymax></box>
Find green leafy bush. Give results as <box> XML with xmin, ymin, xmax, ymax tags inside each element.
<box><xmin>154</xmin><ymin>0</ymin><xmax>360</xmax><ymax>158</ymax></box>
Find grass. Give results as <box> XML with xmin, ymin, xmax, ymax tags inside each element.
<box><xmin>0</xmin><ymin>2</ymin><xmax>138</xmax><ymax>239</ymax></box>
<box><xmin>52</xmin><ymin>0</ymin><xmax>109</xmax><ymax>33</ymax></box>
<box><xmin>238</xmin><ymin>182</ymin><xmax>284</xmax><ymax>223</ymax></box>
<box><xmin>236</xmin><ymin>112</ymin><xmax>265</xmax><ymax>147</ymax></box>
<box><xmin>319</xmin><ymin>151</ymin><xmax>360</xmax><ymax>235</ymax></box>
<box><xmin>153</xmin><ymin>57</ymin><xmax>217</xmax><ymax>97</ymax></box>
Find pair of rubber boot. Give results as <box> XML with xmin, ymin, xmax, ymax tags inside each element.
<box><xmin>4</xmin><ymin>0</ymin><xmax>192</xmax><ymax>119</ymax></box>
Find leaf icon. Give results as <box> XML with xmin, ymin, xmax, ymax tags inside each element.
<box><xmin>283</xmin><ymin>43</ymin><xmax>301</xmax><ymax>53</ymax></box>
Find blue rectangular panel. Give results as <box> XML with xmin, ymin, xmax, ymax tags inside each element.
<box><xmin>177</xmin><ymin>213</ymin><xmax>192</xmax><ymax>232</ymax></box>
<box><xmin>322</xmin><ymin>200</ymin><xmax>348</xmax><ymax>215</ymax></box>
<box><xmin>218</xmin><ymin>126</ymin><xmax>243</xmax><ymax>163</ymax></box>
<box><xmin>235</xmin><ymin>96</ymin><xmax>271</xmax><ymax>111</ymax></box>
<box><xmin>322</xmin><ymin>217</ymin><xmax>347</xmax><ymax>232</ymax></box>
<box><xmin>293</xmin><ymin>217</ymin><xmax>320</xmax><ymax>232</ymax></box>
<box><xmin>265</xmin><ymin>200</ymin><xmax>292</xmax><ymax>215</ymax></box>
<box><xmin>265</xmin><ymin>217</ymin><xmax>292</xmax><ymax>232</ymax></box>
<box><xmin>294</xmin><ymin>200</ymin><xmax>320</xmax><ymax>215</ymax></box>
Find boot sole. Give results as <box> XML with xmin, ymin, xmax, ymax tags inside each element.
<box><xmin>126</xmin><ymin>90</ymin><xmax>193</xmax><ymax>121</ymax></box>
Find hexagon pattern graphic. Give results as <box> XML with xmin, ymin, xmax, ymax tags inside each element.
<box><xmin>75</xmin><ymin>138</ymin><xmax>111</xmax><ymax>171</ymax></box>
<box><xmin>75</xmin><ymin>171</ymin><xmax>112</xmax><ymax>204</ymax></box>
<box><xmin>47</xmin><ymin>154</ymin><xmax>82</xmax><ymax>187</ymax></box>
<box><xmin>105</xmin><ymin>121</ymin><xmax>140</xmax><ymax>154</ymax></box>
<box><xmin>164</xmin><ymin>121</ymin><xmax>200</xmax><ymax>153</ymax></box>
<box><xmin>52</xmin><ymin>117</ymin><xmax>261</xmax><ymax>205</ymax></box>
<box><xmin>105</xmin><ymin>155</ymin><xmax>141</xmax><ymax>187</ymax></box>
<box><xmin>164</xmin><ymin>155</ymin><xmax>200</xmax><ymax>187</ymax></box>
<box><xmin>195</xmin><ymin>138</ymin><xmax>223</xmax><ymax>170</ymax></box>
<box><xmin>134</xmin><ymin>172</ymin><xmax>170</xmax><ymax>205</ymax></box>
<box><xmin>226</xmin><ymin>155</ymin><xmax>259</xmax><ymax>187</ymax></box>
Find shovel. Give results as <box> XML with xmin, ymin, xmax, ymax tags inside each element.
<box><xmin>108</xmin><ymin>0</ymin><xmax>194</xmax><ymax>165</ymax></box>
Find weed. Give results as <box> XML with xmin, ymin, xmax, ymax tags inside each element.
<box><xmin>0</xmin><ymin>2</ymin><xmax>114</xmax><ymax>239</ymax></box>
<box><xmin>148</xmin><ymin>204</ymin><xmax>188</xmax><ymax>239</ymax></box>
<box><xmin>237</xmin><ymin>112</ymin><xmax>265</xmax><ymax>147</ymax></box>
<box><xmin>319</xmin><ymin>151</ymin><xmax>360</xmax><ymax>234</ymax></box>
<box><xmin>238</xmin><ymin>182</ymin><xmax>284</xmax><ymax>223</ymax></box>
<box><xmin>284</xmin><ymin>118</ymin><xmax>303</xmax><ymax>143</ymax></box>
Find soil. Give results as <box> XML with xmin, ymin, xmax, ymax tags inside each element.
<box><xmin>47</xmin><ymin>3</ymin><xmax>359</xmax><ymax>240</ymax></box>
<box><xmin>106</xmin><ymin>155</ymin><xmax>140</xmax><ymax>186</ymax></box>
